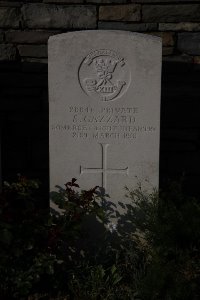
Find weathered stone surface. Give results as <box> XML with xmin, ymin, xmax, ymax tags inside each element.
<box><xmin>0</xmin><ymin>7</ymin><xmax>21</xmax><ymax>28</ymax></box>
<box><xmin>143</xmin><ymin>5</ymin><xmax>200</xmax><ymax>22</ymax></box>
<box><xmin>178</xmin><ymin>33</ymin><xmax>200</xmax><ymax>55</ymax></box>
<box><xmin>98</xmin><ymin>22</ymin><xmax>157</xmax><ymax>32</ymax></box>
<box><xmin>5</xmin><ymin>30</ymin><xmax>60</xmax><ymax>44</ymax></box>
<box><xmin>18</xmin><ymin>45</ymin><xmax>48</xmax><ymax>57</ymax></box>
<box><xmin>48</xmin><ymin>30</ymin><xmax>162</xmax><ymax>207</ymax></box>
<box><xmin>150</xmin><ymin>32</ymin><xmax>175</xmax><ymax>46</ymax></box>
<box><xmin>0</xmin><ymin>44</ymin><xmax>17</xmax><ymax>60</ymax></box>
<box><xmin>99</xmin><ymin>4</ymin><xmax>141</xmax><ymax>21</ymax></box>
<box><xmin>159</xmin><ymin>22</ymin><xmax>200</xmax><ymax>32</ymax></box>
<box><xmin>22</xmin><ymin>4</ymin><xmax>96</xmax><ymax>29</ymax></box>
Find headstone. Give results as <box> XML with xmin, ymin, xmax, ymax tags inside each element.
<box><xmin>48</xmin><ymin>30</ymin><xmax>162</xmax><ymax>206</ymax></box>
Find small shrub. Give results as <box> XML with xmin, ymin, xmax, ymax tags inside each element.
<box><xmin>0</xmin><ymin>176</ymin><xmax>200</xmax><ymax>299</ymax></box>
<box><xmin>125</xmin><ymin>182</ymin><xmax>200</xmax><ymax>300</ymax></box>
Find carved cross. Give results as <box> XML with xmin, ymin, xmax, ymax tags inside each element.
<box><xmin>80</xmin><ymin>143</ymin><xmax>129</xmax><ymax>189</ymax></box>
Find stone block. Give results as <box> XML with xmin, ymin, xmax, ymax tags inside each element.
<box><xmin>22</xmin><ymin>3</ymin><xmax>96</xmax><ymax>29</ymax></box>
<box><xmin>99</xmin><ymin>4</ymin><xmax>141</xmax><ymax>21</ymax></box>
<box><xmin>143</xmin><ymin>4</ymin><xmax>200</xmax><ymax>22</ymax></box>
<box><xmin>18</xmin><ymin>45</ymin><xmax>48</xmax><ymax>57</ymax></box>
<box><xmin>159</xmin><ymin>22</ymin><xmax>200</xmax><ymax>32</ymax></box>
<box><xmin>178</xmin><ymin>33</ymin><xmax>200</xmax><ymax>55</ymax></box>
<box><xmin>98</xmin><ymin>21</ymin><xmax>157</xmax><ymax>32</ymax></box>
<box><xmin>5</xmin><ymin>30</ymin><xmax>60</xmax><ymax>44</ymax></box>
<box><xmin>150</xmin><ymin>32</ymin><xmax>175</xmax><ymax>46</ymax></box>
<box><xmin>0</xmin><ymin>7</ymin><xmax>21</xmax><ymax>28</ymax></box>
<box><xmin>0</xmin><ymin>44</ymin><xmax>17</xmax><ymax>61</ymax></box>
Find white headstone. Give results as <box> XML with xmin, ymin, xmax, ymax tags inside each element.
<box><xmin>48</xmin><ymin>30</ymin><xmax>162</xmax><ymax>205</ymax></box>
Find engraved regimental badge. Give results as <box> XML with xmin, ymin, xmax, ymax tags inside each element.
<box><xmin>78</xmin><ymin>49</ymin><xmax>131</xmax><ymax>101</ymax></box>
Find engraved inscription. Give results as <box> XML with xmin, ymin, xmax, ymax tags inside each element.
<box><xmin>79</xmin><ymin>49</ymin><xmax>131</xmax><ymax>101</ymax></box>
<box><xmin>80</xmin><ymin>143</ymin><xmax>129</xmax><ymax>189</ymax></box>
<box><xmin>51</xmin><ymin>105</ymin><xmax>157</xmax><ymax>142</ymax></box>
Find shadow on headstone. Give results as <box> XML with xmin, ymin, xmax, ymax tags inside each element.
<box><xmin>49</xmin><ymin>182</ymin><xmax>148</xmax><ymax>257</ymax></box>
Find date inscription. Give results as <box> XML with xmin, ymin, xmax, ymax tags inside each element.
<box><xmin>51</xmin><ymin>105</ymin><xmax>156</xmax><ymax>141</ymax></box>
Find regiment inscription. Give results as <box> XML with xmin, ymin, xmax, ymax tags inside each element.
<box><xmin>52</xmin><ymin>105</ymin><xmax>156</xmax><ymax>142</ymax></box>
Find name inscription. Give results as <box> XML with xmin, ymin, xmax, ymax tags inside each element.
<box><xmin>51</xmin><ymin>105</ymin><xmax>156</xmax><ymax>142</ymax></box>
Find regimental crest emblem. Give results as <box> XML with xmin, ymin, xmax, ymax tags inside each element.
<box><xmin>78</xmin><ymin>49</ymin><xmax>131</xmax><ymax>101</ymax></box>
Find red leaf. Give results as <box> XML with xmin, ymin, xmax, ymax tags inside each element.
<box><xmin>72</xmin><ymin>178</ymin><xmax>77</xmax><ymax>184</ymax></box>
<box><xmin>73</xmin><ymin>183</ymin><xmax>79</xmax><ymax>188</ymax></box>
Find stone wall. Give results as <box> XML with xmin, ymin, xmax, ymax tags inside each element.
<box><xmin>1</xmin><ymin>0</ymin><xmax>200</xmax><ymax>63</ymax></box>
<box><xmin>0</xmin><ymin>0</ymin><xmax>200</xmax><ymax>197</ymax></box>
